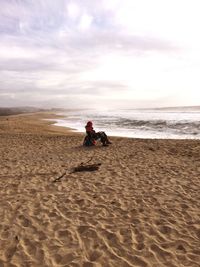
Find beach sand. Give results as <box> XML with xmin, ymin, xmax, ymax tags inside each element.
<box><xmin>0</xmin><ymin>112</ymin><xmax>200</xmax><ymax>267</ymax></box>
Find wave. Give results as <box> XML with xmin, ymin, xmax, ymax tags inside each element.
<box><xmin>57</xmin><ymin>109</ymin><xmax>200</xmax><ymax>139</ymax></box>
<box><xmin>100</xmin><ymin>118</ymin><xmax>199</xmax><ymax>128</ymax></box>
<box><xmin>95</xmin><ymin>118</ymin><xmax>200</xmax><ymax>137</ymax></box>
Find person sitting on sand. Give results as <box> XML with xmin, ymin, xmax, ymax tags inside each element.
<box><xmin>84</xmin><ymin>121</ymin><xmax>112</xmax><ymax>146</ymax></box>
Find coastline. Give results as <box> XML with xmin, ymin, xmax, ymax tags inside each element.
<box><xmin>51</xmin><ymin>109</ymin><xmax>200</xmax><ymax>140</ymax></box>
<box><xmin>0</xmin><ymin>112</ymin><xmax>200</xmax><ymax>267</ymax></box>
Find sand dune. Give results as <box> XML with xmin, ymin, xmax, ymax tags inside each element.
<box><xmin>0</xmin><ymin>113</ymin><xmax>200</xmax><ymax>267</ymax></box>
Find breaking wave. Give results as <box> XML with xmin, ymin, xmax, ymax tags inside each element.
<box><xmin>55</xmin><ymin>109</ymin><xmax>200</xmax><ymax>139</ymax></box>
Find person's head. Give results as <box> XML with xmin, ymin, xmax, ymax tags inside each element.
<box><xmin>87</xmin><ymin>121</ymin><xmax>93</xmax><ymax>126</ymax></box>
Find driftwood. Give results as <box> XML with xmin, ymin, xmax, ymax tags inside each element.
<box><xmin>53</xmin><ymin>172</ymin><xmax>67</xmax><ymax>183</ymax></box>
<box><xmin>72</xmin><ymin>163</ymin><xmax>101</xmax><ymax>173</ymax></box>
<box><xmin>53</xmin><ymin>157</ymin><xmax>101</xmax><ymax>183</ymax></box>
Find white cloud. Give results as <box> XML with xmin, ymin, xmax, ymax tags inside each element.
<box><xmin>113</xmin><ymin>0</ymin><xmax>200</xmax><ymax>45</ymax></box>
<box><xmin>0</xmin><ymin>0</ymin><xmax>200</xmax><ymax>108</ymax></box>
<box><xmin>66</xmin><ymin>2</ymin><xmax>80</xmax><ymax>20</ymax></box>
<box><xmin>79</xmin><ymin>13</ymin><xmax>93</xmax><ymax>30</ymax></box>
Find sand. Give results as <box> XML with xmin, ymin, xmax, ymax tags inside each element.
<box><xmin>0</xmin><ymin>112</ymin><xmax>200</xmax><ymax>267</ymax></box>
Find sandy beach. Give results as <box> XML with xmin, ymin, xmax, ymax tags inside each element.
<box><xmin>0</xmin><ymin>112</ymin><xmax>200</xmax><ymax>267</ymax></box>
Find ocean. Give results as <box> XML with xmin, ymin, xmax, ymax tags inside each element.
<box><xmin>54</xmin><ymin>108</ymin><xmax>200</xmax><ymax>139</ymax></box>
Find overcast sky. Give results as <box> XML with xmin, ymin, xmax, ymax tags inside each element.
<box><xmin>0</xmin><ymin>0</ymin><xmax>200</xmax><ymax>109</ymax></box>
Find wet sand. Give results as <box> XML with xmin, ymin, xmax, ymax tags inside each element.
<box><xmin>0</xmin><ymin>112</ymin><xmax>200</xmax><ymax>267</ymax></box>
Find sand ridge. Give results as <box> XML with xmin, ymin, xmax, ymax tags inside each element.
<box><xmin>0</xmin><ymin>113</ymin><xmax>200</xmax><ymax>267</ymax></box>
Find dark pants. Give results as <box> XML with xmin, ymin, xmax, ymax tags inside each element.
<box><xmin>83</xmin><ymin>131</ymin><xmax>110</xmax><ymax>146</ymax></box>
<box><xmin>95</xmin><ymin>131</ymin><xmax>108</xmax><ymax>144</ymax></box>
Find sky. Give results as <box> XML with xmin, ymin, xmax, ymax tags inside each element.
<box><xmin>0</xmin><ymin>0</ymin><xmax>200</xmax><ymax>109</ymax></box>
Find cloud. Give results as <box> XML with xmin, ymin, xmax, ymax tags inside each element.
<box><xmin>0</xmin><ymin>0</ymin><xmax>199</xmax><ymax>108</ymax></box>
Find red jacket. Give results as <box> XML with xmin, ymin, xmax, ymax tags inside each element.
<box><xmin>85</xmin><ymin>123</ymin><xmax>96</xmax><ymax>139</ymax></box>
<box><xmin>85</xmin><ymin>125</ymin><xmax>94</xmax><ymax>132</ymax></box>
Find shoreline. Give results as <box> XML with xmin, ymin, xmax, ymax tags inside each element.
<box><xmin>51</xmin><ymin>110</ymin><xmax>200</xmax><ymax>140</ymax></box>
<box><xmin>53</xmin><ymin>120</ymin><xmax>200</xmax><ymax>141</ymax></box>
<box><xmin>0</xmin><ymin>112</ymin><xmax>200</xmax><ymax>267</ymax></box>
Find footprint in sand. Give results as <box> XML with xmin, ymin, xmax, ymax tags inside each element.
<box><xmin>82</xmin><ymin>261</ymin><xmax>95</xmax><ymax>267</ymax></box>
<box><xmin>3</xmin><ymin>236</ymin><xmax>19</xmax><ymax>262</ymax></box>
<box><xmin>88</xmin><ymin>250</ymin><xmax>102</xmax><ymax>262</ymax></box>
<box><xmin>36</xmin><ymin>230</ymin><xmax>47</xmax><ymax>241</ymax></box>
<box><xmin>53</xmin><ymin>252</ymin><xmax>77</xmax><ymax>265</ymax></box>
<box><xmin>4</xmin><ymin>245</ymin><xmax>17</xmax><ymax>262</ymax></box>
<box><xmin>150</xmin><ymin>243</ymin><xmax>172</xmax><ymax>261</ymax></box>
<box><xmin>17</xmin><ymin>214</ymin><xmax>31</xmax><ymax>227</ymax></box>
<box><xmin>176</xmin><ymin>244</ymin><xmax>187</xmax><ymax>254</ymax></box>
<box><xmin>1</xmin><ymin>229</ymin><xmax>11</xmax><ymax>240</ymax></box>
<box><xmin>159</xmin><ymin>225</ymin><xmax>173</xmax><ymax>235</ymax></box>
<box><xmin>136</xmin><ymin>243</ymin><xmax>145</xmax><ymax>251</ymax></box>
<box><xmin>55</xmin><ymin>229</ymin><xmax>75</xmax><ymax>246</ymax></box>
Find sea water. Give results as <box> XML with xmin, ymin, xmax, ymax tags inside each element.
<box><xmin>54</xmin><ymin>108</ymin><xmax>200</xmax><ymax>139</ymax></box>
